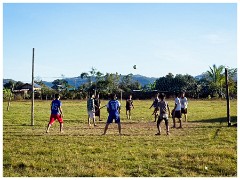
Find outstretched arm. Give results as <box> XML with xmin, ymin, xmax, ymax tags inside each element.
<box><xmin>149</xmin><ymin>103</ymin><xmax>153</xmax><ymax>109</ymax></box>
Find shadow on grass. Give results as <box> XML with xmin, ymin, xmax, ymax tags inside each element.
<box><xmin>192</xmin><ymin>116</ymin><xmax>237</xmax><ymax>125</ymax></box>
<box><xmin>3</xmin><ymin>124</ymin><xmax>44</xmax><ymax>128</ymax></box>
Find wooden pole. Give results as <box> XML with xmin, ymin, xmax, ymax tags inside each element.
<box><xmin>31</xmin><ymin>48</ymin><xmax>35</xmax><ymax>126</ymax></box>
<box><xmin>225</xmin><ymin>68</ymin><xmax>231</xmax><ymax>127</ymax></box>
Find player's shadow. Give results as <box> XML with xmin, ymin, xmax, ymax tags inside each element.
<box><xmin>193</xmin><ymin>116</ymin><xmax>237</xmax><ymax>125</ymax></box>
<box><xmin>3</xmin><ymin>124</ymin><xmax>40</xmax><ymax>127</ymax></box>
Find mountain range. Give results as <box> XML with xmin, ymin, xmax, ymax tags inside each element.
<box><xmin>3</xmin><ymin>73</ymin><xmax>237</xmax><ymax>89</ymax></box>
<box><xmin>3</xmin><ymin>74</ymin><xmax>158</xmax><ymax>88</ymax></box>
<box><xmin>42</xmin><ymin>74</ymin><xmax>158</xmax><ymax>88</ymax></box>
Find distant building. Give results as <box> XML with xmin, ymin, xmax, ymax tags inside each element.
<box><xmin>13</xmin><ymin>83</ymin><xmax>42</xmax><ymax>99</ymax></box>
<box><xmin>20</xmin><ymin>83</ymin><xmax>42</xmax><ymax>91</ymax></box>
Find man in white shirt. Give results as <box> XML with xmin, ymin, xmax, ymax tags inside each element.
<box><xmin>172</xmin><ymin>93</ymin><xmax>182</xmax><ymax>128</ymax></box>
<box><xmin>180</xmin><ymin>92</ymin><xmax>188</xmax><ymax>122</ymax></box>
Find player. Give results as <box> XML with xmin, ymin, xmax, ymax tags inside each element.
<box><xmin>149</xmin><ymin>93</ymin><xmax>159</xmax><ymax>122</ymax></box>
<box><xmin>180</xmin><ymin>92</ymin><xmax>188</xmax><ymax>122</ymax></box>
<box><xmin>102</xmin><ymin>93</ymin><xmax>121</xmax><ymax>135</ymax></box>
<box><xmin>126</xmin><ymin>94</ymin><xmax>134</xmax><ymax>119</ymax></box>
<box><xmin>87</xmin><ymin>94</ymin><xmax>96</xmax><ymax>126</ymax></box>
<box><xmin>94</xmin><ymin>93</ymin><xmax>102</xmax><ymax>121</ymax></box>
<box><xmin>172</xmin><ymin>93</ymin><xmax>182</xmax><ymax>128</ymax></box>
<box><xmin>46</xmin><ymin>94</ymin><xmax>63</xmax><ymax>133</ymax></box>
<box><xmin>155</xmin><ymin>93</ymin><xmax>170</xmax><ymax>135</ymax></box>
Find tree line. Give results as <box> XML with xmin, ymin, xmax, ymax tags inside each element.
<box><xmin>3</xmin><ymin>65</ymin><xmax>237</xmax><ymax>100</ymax></box>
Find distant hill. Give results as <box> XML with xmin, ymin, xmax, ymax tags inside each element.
<box><xmin>3</xmin><ymin>79</ymin><xmax>15</xmax><ymax>85</ymax></box>
<box><xmin>7</xmin><ymin>72</ymin><xmax>237</xmax><ymax>89</ymax></box>
<box><xmin>132</xmin><ymin>74</ymin><xmax>157</xmax><ymax>86</ymax></box>
<box><xmin>43</xmin><ymin>75</ymin><xmax>157</xmax><ymax>88</ymax></box>
<box><xmin>3</xmin><ymin>75</ymin><xmax>157</xmax><ymax>89</ymax></box>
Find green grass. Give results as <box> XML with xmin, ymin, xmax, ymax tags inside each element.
<box><xmin>3</xmin><ymin>99</ymin><xmax>237</xmax><ymax>177</ymax></box>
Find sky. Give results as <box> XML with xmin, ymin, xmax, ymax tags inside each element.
<box><xmin>2</xmin><ymin>2</ymin><xmax>238</xmax><ymax>83</ymax></box>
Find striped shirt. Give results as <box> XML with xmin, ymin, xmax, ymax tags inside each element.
<box><xmin>87</xmin><ymin>98</ymin><xmax>95</xmax><ymax>111</ymax></box>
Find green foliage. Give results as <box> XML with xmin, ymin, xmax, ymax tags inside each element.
<box><xmin>3</xmin><ymin>65</ymin><xmax>237</xmax><ymax>100</ymax></box>
<box><xmin>51</xmin><ymin>79</ymin><xmax>69</xmax><ymax>91</ymax></box>
<box><xmin>155</xmin><ymin>74</ymin><xmax>197</xmax><ymax>95</ymax></box>
<box><xmin>3</xmin><ymin>88</ymin><xmax>12</xmax><ymax>100</ymax></box>
<box><xmin>119</xmin><ymin>74</ymin><xmax>142</xmax><ymax>93</ymax></box>
<box><xmin>206</xmin><ymin>64</ymin><xmax>225</xmax><ymax>97</ymax></box>
<box><xmin>3</xmin><ymin>80</ymin><xmax>15</xmax><ymax>89</ymax></box>
<box><xmin>3</xmin><ymin>99</ymin><xmax>237</xmax><ymax>177</ymax></box>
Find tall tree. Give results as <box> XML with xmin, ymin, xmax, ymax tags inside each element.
<box><xmin>206</xmin><ymin>64</ymin><xmax>225</xmax><ymax>97</ymax></box>
<box><xmin>52</xmin><ymin>79</ymin><xmax>68</xmax><ymax>91</ymax></box>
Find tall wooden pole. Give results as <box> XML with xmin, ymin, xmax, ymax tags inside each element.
<box><xmin>225</xmin><ymin>68</ymin><xmax>231</xmax><ymax>127</ymax></box>
<box><xmin>31</xmin><ymin>48</ymin><xmax>35</xmax><ymax>126</ymax></box>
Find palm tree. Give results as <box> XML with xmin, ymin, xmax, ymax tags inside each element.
<box><xmin>206</xmin><ymin>64</ymin><xmax>225</xmax><ymax>97</ymax></box>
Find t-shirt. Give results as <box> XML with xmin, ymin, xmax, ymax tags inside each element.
<box><xmin>180</xmin><ymin>97</ymin><xmax>188</xmax><ymax>109</ymax></box>
<box><xmin>87</xmin><ymin>98</ymin><xmax>95</xmax><ymax>111</ymax></box>
<box><xmin>51</xmin><ymin>99</ymin><xmax>62</xmax><ymax>115</ymax></box>
<box><xmin>126</xmin><ymin>99</ymin><xmax>133</xmax><ymax>108</ymax></box>
<box><xmin>175</xmin><ymin>97</ymin><xmax>181</xmax><ymax>111</ymax></box>
<box><xmin>94</xmin><ymin>98</ymin><xmax>101</xmax><ymax>108</ymax></box>
<box><xmin>107</xmin><ymin>100</ymin><xmax>121</xmax><ymax>116</ymax></box>
<box><xmin>153</xmin><ymin>97</ymin><xmax>159</xmax><ymax>108</ymax></box>
<box><xmin>158</xmin><ymin>100</ymin><xmax>168</xmax><ymax>114</ymax></box>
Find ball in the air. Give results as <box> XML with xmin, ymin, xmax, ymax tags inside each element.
<box><xmin>133</xmin><ymin>65</ymin><xmax>137</xmax><ymax>69</ymax></box>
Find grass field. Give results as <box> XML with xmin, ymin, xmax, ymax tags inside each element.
<box><xmin>2</xmin><ymin>99</ymin><xmax>237</xmax><ymax>177</ymax></box>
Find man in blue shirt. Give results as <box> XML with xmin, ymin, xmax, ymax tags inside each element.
<box><xmin>46</xmin><ymin>94</ymin><xmax>63</xmax><ymax>133</ymax></box>
<box><xmin>102</xmin><ymin>93</ymin><xmax>121</xmax><ymax>135</ymax></box>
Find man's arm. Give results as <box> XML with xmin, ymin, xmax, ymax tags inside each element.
<box><xmin>167</xmin><ymin>104</ymin><xmax>170</xmax><ymax>116</ymax></box>
<box><xmin>59</xmin><ymin>106</ymin><xmax>63</xmax><ymax>117</ymax></box>
<box><xmin>149</xmin><ymin>102</ymin><xmax>154</xmax><ymax>109</ymax></box>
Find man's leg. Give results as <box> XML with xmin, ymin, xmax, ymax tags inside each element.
<box><xmin>156</xmin><ymin>119</ymin><xmax>161</xmax><ymax>135</ymax></box>
<box><xmin>46</xmin><ymin>116</ymin><xmax>54</xmax><ymax>133</ymax></box>
<box><xmin>165</xmin><ymin>119</ymin><xmax>169</xmax><ymax>135</ymax></box>
<box><xmin>93</xmin><ymin>115</ymin><xmax>96</xmax><ymax>126</ymax></box>
<box><xmin>60</xmin><ymin>123</ymin><xmax>63</xmax><ymax>132</ymax></box>
<box><xmin>46</xmin><ymin>124</ymin><xmax>51</xmax><ymax>133</ymax></box>
<box><xmin>103</xmin><ymin>123</ymin><xmax>110</xmax><ymax>135</ymax></box>
<box><xmin>88</xmin><ymin>114</ymin><xmax>91</xmax><ymax>126</ymax></box>
<box><xmin>117</xmin><ymin>123</ymin><xmax>122</xmax><ymax>135</ymax></box>
<box><xmin>172</xmin><ymin>117</ymin><xmax>176</xmax><ymax>128</ymax></box>
<box><xmin>179</xmin><ymin>118</ymin><xmax>182</xmax><ymax>128</ymax></box>
<box><xmin>185</xmin><ymin>114</ymin><xmax>188</xmax><ymax>122</ymax></box>
<box><xmin>154</xmin><ymin>112</ymin><xmax>158</xmax><ymax>122</ymax></box>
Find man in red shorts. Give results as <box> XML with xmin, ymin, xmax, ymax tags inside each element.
<box><xmin>46</xmin><ymin>94</ymin><xmax>64</xmax><ymax>133</ymax></box>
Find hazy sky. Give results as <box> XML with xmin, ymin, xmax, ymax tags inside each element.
<box><xmin>3</xmin><ymin>2</ymin><xmax>237</xmax><ymax>82</ymax></box>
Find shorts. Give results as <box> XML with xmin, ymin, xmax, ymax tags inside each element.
<box><xmin>157</xmin><ymin>114</ymin><xmax>169</xmax><ymax>126</ymax></box>
<box><xmin>49</xmin><ymin>114</ymin><xmax>63</xmax><ymax>125</ymax></box>
<box><xmin>126</xmin><ymin>106</ymin><xmax>133</xmax><ymax>111</ymax></box>
<box><xmin>107</xmin><ymin>114</ymin><xmax>120</xmax><ymax>123</ymax></box>
<box><xmin>181</xmin><ymin>108</ymin><xmax>187</xmax><ymax>114</ymax></box>
<box><xmin>88</xmin><ymin>110</ymin><xmax>95</xmax><ymax>119</ymax></box>
<box><xmin>154</xmin><ymin>107</ymin><xmax>159</xmax><ymax>113</ymax></box>
<box><xmin>174</xmin><ymin>110</ymin><xmax>182</xmax><ymax>119</ymax></box>
<box><xmin>95</xmin><ymin>108</ymin><xmax>100</xmax><ymax>116</ymax></box>
<box><xmin>159</xmin><ymin>113</ymin><xmax>168</xmax><ymax>120</ymax></box>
